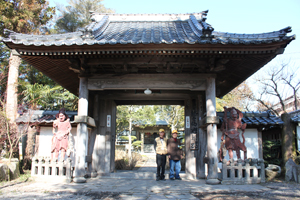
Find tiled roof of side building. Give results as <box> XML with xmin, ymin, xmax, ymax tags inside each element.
<box><xmin>217</xmin><ymin>111</ymin><xmax>284</xmax><ymax>127</ymax></box>
<box><xmin>17</xmin><ymin>110</ymin><xmax>283</xmax><ymax>127</ymax></box>
<box><xmin>1</xmin><ymin>11</ymin><xmax>294</xmax><ymax>47</ymax></box>
<box><xmin>291</xmin><ymin>115</ymin><xmax>300</xmax><ymax>123</ymax></box>
<box><xmin>16</xmin><ymin>110</ymin><xmax>77</xmax><ymax>124</ymax></box>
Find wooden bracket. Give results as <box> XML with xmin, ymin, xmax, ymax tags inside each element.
<box><xmin>199</xmin><ymin>116</ymin><xmax>219</xmax><ymax>128</ymax></box>
<box><xmin>74</xmin><ymin>115</ymin><xmax>96</xmax><ymax>127</ymax></box>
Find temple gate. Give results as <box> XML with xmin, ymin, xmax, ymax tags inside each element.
<box><xmin>1</xmin><ymin>11</ymin><xmax>294</xmax><ymax>184</ymax></box>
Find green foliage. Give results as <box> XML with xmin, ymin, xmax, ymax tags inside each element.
<box><xmin>19</xmin><ymin>82</ymin><xmax>78</xmax><ymax>110</ymax></box>
<box><xmin>0</xmin><ymin>0</ymin><xmax>55</xmax><ymax>35</ymax></box>
<box><xmin>0</xmin><ymin>43</ymin><xmax>9</xmax><ymax>97</ymax></box>
<box><xmin>132</xmin><ymin>140</ymin><xmax>142</xmax><ymax>148</ymax></box>
<box><xmin>263</xmin><ymin>140</ymin><xmax>282</xmax><ymax>166</ymax></box>
<box><xmin>116</xmin><ymin>105</ymin><xmax>156</xmax><ymax>133</ymax></box>
<box><xmin>54</xmin><ymin>0</ymin><xmax>114</xmax><ymax>33</ymax></box>
<box><xmin>155</xmin><ymin>105</ymin><xmax>184</xmax><ymax>130</ymax></box>
<box><xmin>119</xmin><ymin>136</ymin><xmax>137</xmax><ymax>141</ymax></box>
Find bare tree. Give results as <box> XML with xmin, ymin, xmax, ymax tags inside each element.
<box><xmin>217</xmin><ymin>81</ymin><xmax>255</xmax><ymax>112</ymax></box>
<box><xmin>247</xmin><ymin>61</ymin><xmax>299</xmax><ymax>115</ymax></box>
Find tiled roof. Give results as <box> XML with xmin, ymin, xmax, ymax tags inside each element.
<box><xmin>17</xmin><ymin>110</ymin><xmax>283</xmax><ymax>127</ymax></box>
<box><xmin>1</xmin><ymin>11</ymin><xmax>294</xmax><ymax>47</ymax></box>
<box><xmin>291</xmin><ymin>115</ymin><xmax>300</xmax><ymax>123</ymax></box>
<box><xmin>16</xmin><ymin>110</ymin><xmax>77</xmax><ymax>124</ymax></box>
<box><xmin>218</xmin><ymin>111</ymin><xmax>284</xmax><ymax>127</ymax></box>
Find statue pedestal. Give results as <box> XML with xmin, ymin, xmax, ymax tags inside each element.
<box><xmin>73</xmin><ymin>177</ymin><xmax>86</xmax><ymax>183</ymax></box>
<box><xmin>206</xmin><ymin>179</ymin><xmax>220</xmax><ymax>185</ymax></box>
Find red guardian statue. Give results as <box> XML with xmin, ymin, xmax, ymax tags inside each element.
<box><xmin>51</xmin><ymin>108</ymin><xmax>71</xmax><ymax>162</ymax></box>
<box><xmin>219</xmin><ymin>107</ymin><xmax>247</xmax><ymax>161</ymax></box>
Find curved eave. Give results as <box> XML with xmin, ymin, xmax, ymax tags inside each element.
<box><xmin>3</xmin><ymin>37</ymin><xmax>294</xmax><ymax>55</ymax></box>
<box><xmin>2</xmin><ymin>35</ymin><xmax>295</xmax><ymax>48</ymax></box>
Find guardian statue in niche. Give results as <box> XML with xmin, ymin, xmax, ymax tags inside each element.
<box><xmin>219</xmin><ymin>107</ymin><xmax>247</xmax><ymax>161</ymax></box>
<box><xmin>51</xmin><ymin>108</ymin><xmax>71</xmax><ymax>162</ymax></box>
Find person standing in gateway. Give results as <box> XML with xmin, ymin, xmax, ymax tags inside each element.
<box><xmin>154</xmin><ymin>129</ymin><xmax>168</xmax><ymax>181</ymax></box>
<box><xmin>167</xmin><ymin>130</ymin><xmax>183</xmax><ymax>180</ymax></box>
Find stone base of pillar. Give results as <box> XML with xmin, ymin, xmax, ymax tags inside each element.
<box><xmin>197</xmin><ymin>172</ymin><xmax>206</xmax><ymax>179</ymax></box>
<box><xmin>73</xmin><ymin>177</ymin><xmax>87</xmax><ymax>183</ymax></box>
<box><xmin>186</xmin><ymin>173</ymin><xmax>197</xmax><ymax>180</ymax></box>
<box><xmin>206</xmin><ymin>179</ymin><xmax>220</xmax><ymax>185</ymax></box>
<box><xmin>91</xmin><ymin>171</ymin><xmax>98</xmax><ymax>178</ymax></box>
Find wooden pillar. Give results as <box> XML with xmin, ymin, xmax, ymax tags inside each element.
<box><xmin>205</xmin><ymin>77</ymin><xmax>220</xmax><ymax>184</ymax></box>
<box><xmin>91</xmin><ymin>94</ymin><xmax>100</xmax><ymax>177</ymax></box>
<box><xmin>110</xmin><ymin>101</ymin><xmax>116</xmax><ymax>173</ymax></box>
<box><xmin>197</xmin><ymin>94</ymin><xmax>207</xmax><ymax>179</ymax></box>
<box><xmin>92</xmin><ymin>99</ymin><xmax>115</xmax><ymax>174</ymax></box>
<box><xmin>185</xmin><ymin>98</ymin><xmax>197</xmax><ymax>179</ymax></box>
<box><xmin>74</xmin><ymin>77</ymin><xmax>89</xmax><ymax>183</ymax></box>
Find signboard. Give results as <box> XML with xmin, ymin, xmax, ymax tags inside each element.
<box><xmin>107</xmin><ymin>115</ymin><xmax>111</xmax><ymax>127</ymax></box>
<box><xmin>186</xmin><ymin>116</ymin><xmax>190</xmax><ymax>129</ymax></box>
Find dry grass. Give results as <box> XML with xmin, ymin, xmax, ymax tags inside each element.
<box><xmin>115</xmin><ymin>150</ymin><xmax>142</xmax><ymax>170</ymax></box>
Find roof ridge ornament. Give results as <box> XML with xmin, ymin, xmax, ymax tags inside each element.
<box><xmin>80</xmin><ymin>27</ymin><xmax>94</xmax><ymax>40</ymax></box>
<box><xmin>89</xmin><ymin>10</ymin><xmax>210</xmax><ymax>22</ymax></box>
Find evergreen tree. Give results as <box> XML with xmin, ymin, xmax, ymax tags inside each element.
<box><xmin>155</xmin><ymin>105</ymin><xmax>185</xmax><ymax>131</ymax></box>
<box><xmin>116</xmin><ymin>105</ymin><xmax>156</xmax><ymax>158</ymax></box>
<box><xmin>54</xmin><ymin>0</ymin><xmax>114</xmax><ymax>33</ymax></box>
<box><xmin>1</xmin><ymin>0</ymin><xmax>55</xmax><ymax>122</ymax></box>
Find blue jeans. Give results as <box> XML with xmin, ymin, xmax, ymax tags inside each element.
<box><xmin>169</xmin><ymin>160</ymin><xmax>181</xmax><ymax>179</ymax></box>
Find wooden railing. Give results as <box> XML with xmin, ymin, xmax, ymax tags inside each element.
<box><xmin>221</xmin><ymin>158</ymin><xmax>265</xmax><ymax>184</ymax></box>
<box><xmin>31</xmin><ymin>157</ymin><xmax>72</xmax><ymax>182</ymax></box>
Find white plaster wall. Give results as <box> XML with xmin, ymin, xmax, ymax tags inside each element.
<box><xmin>217</xmin><ymin>128</ymin><xmax>258</xmax><ymax>170</ymax></box>
<box><xmin>38</xmin><ymin>126</ymin><xmax>77</xmax><ymax>166</ymax></box>
<box><xmin>217</xmin><ymin>128</ymin><xmax>259</xmax><ymax>160</ymax></box>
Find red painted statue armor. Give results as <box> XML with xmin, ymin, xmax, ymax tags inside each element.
<box><xmin>51</xmin><ymin>109</ymin><xmax>71</xmax><ymax>161</ymax></box>
<box><xmin>219</xmin><ymin>107</ymin><xmax>247</xmax><ymax>161</ymax></box>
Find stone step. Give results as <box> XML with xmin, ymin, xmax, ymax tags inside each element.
<box><xmin>97</xmin><ymin>171</ymin><xmax>187</xmax><ymax>180</ymax></box>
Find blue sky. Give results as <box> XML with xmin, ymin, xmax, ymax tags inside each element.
<box><xmin>49</xmin><ymin>0</ymin><xmax>300</xmax><ymax>60</ymax></box>
<box><xmin>48</xmin><ymin>0</ymin><xmax>300</xmax><ymax>101</ymax></box>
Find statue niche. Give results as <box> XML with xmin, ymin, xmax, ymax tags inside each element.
<box><xmin>219</xmin><ymin>107</ymin><xmax>247</xmax><ymax>161</ymax></box>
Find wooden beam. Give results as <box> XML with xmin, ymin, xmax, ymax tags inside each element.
<box><xmin>88</xmin><ymin>74</ymin><xmax>213</xmax><ymax>91</ymax></box>
<box><xmin>114</xmin><ymin>100</ymin><xmax>184</xmax><ymax>105</ymax></box>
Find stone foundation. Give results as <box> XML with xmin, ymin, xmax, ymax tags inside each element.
<box><xmin>31</xmin><ymin>157</ymin><xmax>72</xmax><ymax>182</ymax></box>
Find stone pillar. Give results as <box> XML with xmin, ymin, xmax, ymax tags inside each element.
<box><xmin>74</xmin><ymin>77</ymin><xmax>89</xmax><ymax>183</ymax></box>
<box><xmin>205</xmin><ymin>77</ymin><xmax>220</xmax><ymax>184</ymax></box>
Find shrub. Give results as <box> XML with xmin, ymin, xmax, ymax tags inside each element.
<box><xmin>115</xmin><ymin>150</ymin><xmax>142</xmax><ymax>170</ymax></box>
<box><xmin>263</xmin><ymin>140</ymin><xmax>282</xmax><ymax>167</ymax></box>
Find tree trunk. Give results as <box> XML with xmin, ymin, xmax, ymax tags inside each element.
<box><xmin>6</xmin><ymin>51</ymin><xmax>21</xmax><ymax>124</ymax></box>
<box><xmin>281</xmin><ymin>113</ymin><xmax>296</xmax><ymax>167</ymax></box>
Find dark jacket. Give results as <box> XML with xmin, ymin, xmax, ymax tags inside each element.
<box><xmin>167</xmin><ymin>138</ymin><xmax>182</xmax><ymax>160</ymax></box>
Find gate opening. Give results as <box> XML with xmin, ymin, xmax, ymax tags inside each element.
<box><xmin>114</xmin><ymin>105</ymin><xmax>185</xmax><ymax>173</ymax></box>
